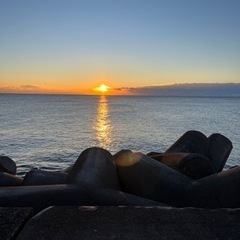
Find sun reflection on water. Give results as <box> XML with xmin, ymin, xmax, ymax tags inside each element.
<box><xmin>94</xmin><ymin>95</ymin><xmax>112</xmax><ymax>149</ymax></box>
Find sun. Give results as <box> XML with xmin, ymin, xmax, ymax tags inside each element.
<box><xmin>94</xmin><ymin>84</ymin><xmax>110</xmax><ymax>94</ymax></box>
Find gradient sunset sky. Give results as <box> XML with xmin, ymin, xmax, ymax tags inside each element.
<box><xmin>0</xmin><ymin>0</ymin><xmax>239</xmax><ymax>95</ymax></box>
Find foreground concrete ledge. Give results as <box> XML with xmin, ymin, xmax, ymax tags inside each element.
<box><xmin>0</xmin><ymin>207</ymin><xmax>33</xmax><ymax>240</ymax></box>
<box><xmin>16</xmin><ymin>206</ymin><xmax>240</xmax><ymax>240</ymax></box>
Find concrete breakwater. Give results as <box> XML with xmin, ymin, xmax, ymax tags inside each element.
<box><xmin>0</xmin><ymin>130</ymin><xmax>239</xmax><ymax>212</ymax></box>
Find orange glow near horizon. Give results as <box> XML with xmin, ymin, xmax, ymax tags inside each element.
<box><xmin>0</xmin><ymin>82</ymin><xmax>132</xmax><ymax>95</ymax></box>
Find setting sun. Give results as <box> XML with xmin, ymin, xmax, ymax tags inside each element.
<box><xmin>94</xmin><ymin>84</ymin><xmax>110</xmax><ymax>94</ymax></box>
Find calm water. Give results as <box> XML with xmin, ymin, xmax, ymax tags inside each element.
<box><xmin>1</xmin><ymin>94</ymin><xmax>240</xmax><ymax>176</ymax></box>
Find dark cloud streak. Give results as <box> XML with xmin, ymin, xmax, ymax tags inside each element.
<box><xmin>114</xmin><ymin>83</ymin><xmax>240</xmax><ymax>97</ymax></box>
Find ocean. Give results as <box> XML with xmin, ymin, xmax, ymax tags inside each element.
<box><xmin>1</xmin><ymin>94</ymin><xmax>240</xmax><ymax>176</ymax></box>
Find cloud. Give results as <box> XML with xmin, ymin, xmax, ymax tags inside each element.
<box><xmin>0</xmin><ymin>85</ymin><xmax>45</xmax><ymax>93</ymax></box>
<box><xmin>20</xmin><ymin>85</ymin><xmax>42</xmax><ymax>91</ymax></box>
<box><xmin>113</xmin><ymin>87</ymin><xmax>137</xmax><ymax>92</ymax></box>
<box><xmin>114</xmin><ymin>83</ymin><xmax>240</xmax><ymax>96</ymax></box>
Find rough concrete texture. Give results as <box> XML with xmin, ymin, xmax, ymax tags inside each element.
<box><xmin>0</xmin><ymin>207</ymin><xmax>33</xmax><ymax>240</ymax></box>
<box><xmin>16</xmin><ymin>206</ymin><xmax>240</xmax><ymax>240</ymax></box>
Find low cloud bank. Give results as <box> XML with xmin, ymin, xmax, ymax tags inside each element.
<box><xmin>0</xmin><ymin>85</ymin><xmax>44</xmax><ymax>93</ymax></box>
<box><xmin>115</xmin><ymin>83</ymin><xmax>240</xmax><ymax>97</ymax></box>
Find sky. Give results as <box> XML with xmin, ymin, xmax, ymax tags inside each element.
<box><xmin>0</xmin><ymin>0</ymin><xmax>240</xmax><ymax>95</ymax></box>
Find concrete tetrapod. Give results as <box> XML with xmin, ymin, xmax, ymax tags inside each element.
<box><xmin>66</xmin><ymin>147</ymin><xmax>120</xmax><ymax>189</ymax></box>
<box><xmin>191</xmin><ymin>166</ymin><xmax>240</xmax><ymax>208</ymax></box>
<box><xmin>0</xmin><ymin>156</ymin><xmax>17</xmax><ymax>175</ymax></box>
<box><xmin>113</xmin><ymin>149</ymin><xmax>132</xmax><ymax>161</ymax></box>
<box><xmin>149</xmin><ymin>153</ymin><xmax>214</xmax><ymax>179</ymax></box>
<box><xmin>115</xmin><ymin>152</ymin><xmax>193</xmax><ymax>207</ymax></box>
<box><xmin>207</xmin><ymin>133</ymin><xmax>233</xmax><ymax>172</ymax></box>
<box><xmin>0</xmin><ymin>172</ymin><xmax>23</xmax><ymax>186</ymax></box>
<box><xmin>0</xmin><ymin>147</ymin><xmax>164</xmax><ymax>213</ymax></box>
<box><xmin>165</xmin><ymin>130</ymin><xmax>208</xmax><ymax>157</ymax></box>
<box><xmin>0</xmin><ymin>185</ymin><xmax>162</xmax><ymax>213</ymax></box>
<box><xmin>23</xmin><ymin>169</ymin><xmax>67</xmax><ymax>186</ymax></box>
<box><xmin>116</xmin><ymin>152</ymin><xmax>240</xmax><ymax>208</ymax></box>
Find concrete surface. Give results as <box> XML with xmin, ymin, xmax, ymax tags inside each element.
<box><xmin>16</xmin><ymin>206</ymin><xmax>240</xmax><ymax>240</ymax></box>
<box><xmin>0</xmin><ymin>207</ymin><xmax>33</xmax><ymax>240</ymax></box>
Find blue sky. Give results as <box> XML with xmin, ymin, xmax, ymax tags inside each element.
<box><xmin>0</xmin><ymin>0</ymin><xmax>240</xmax><ymax>94</ymax></box>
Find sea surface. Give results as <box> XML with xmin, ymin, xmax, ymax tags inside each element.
<box><xmin>1</xmin><ymin>94</ymin><xmax>240</xmax><ymax>176</ymax></box>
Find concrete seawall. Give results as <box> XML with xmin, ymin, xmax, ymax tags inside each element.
<box><xmin>1</xmin><ymin>206</ymin><xmax>240</xmax><ymax>240</ymax></box>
